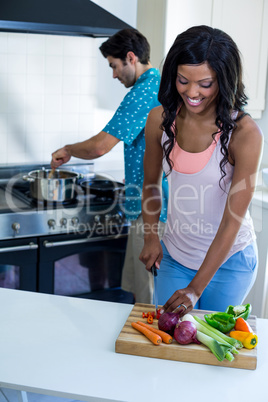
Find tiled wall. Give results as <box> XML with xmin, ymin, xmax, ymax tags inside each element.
<box><xmin>0</xmin><ymin>31</ymin><xmax>124</xmax><ymax>172</ymax></box>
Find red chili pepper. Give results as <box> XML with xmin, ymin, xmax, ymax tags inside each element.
<box><xmin>147</xmin><ymin>314</ymin><xmax>154</xmax><ymax>324</ymax></box>
<box><xmin>142</xmin><ymin>312</ymin><xmax>148</xmax><ymax>318</ymax></box>
<box><xmin>156</xmin><ymin>309</ymin><xmax>162</xmax><ymax>320</ymax></box>
<box><xmin>150</xmin><ymin>311</ymin><xmax>155</xmax><ymax>319</ymax></box>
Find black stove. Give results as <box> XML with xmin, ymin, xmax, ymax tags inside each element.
<box><xmin>0</xmin><ymin>163</ymin><xmax>132</xmax><ymax>303</ymax></box>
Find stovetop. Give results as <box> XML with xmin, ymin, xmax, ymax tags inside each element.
<box><xmin>0</xmin><ymin>163</ymin><xmax>128</xmax><ymax>240</ymax></box>
<box><xmin>1</xmin><ymin>177</ymin><xmax>121</xmax><ymax>212</ymax></box>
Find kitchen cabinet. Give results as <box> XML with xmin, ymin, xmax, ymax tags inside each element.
<box><xmin>137</xmin><ymin>0</ymin><xmax>268</xmax><ymax>119</ymax></box>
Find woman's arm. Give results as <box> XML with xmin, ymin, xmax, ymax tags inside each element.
<box><xmin>163</xmin><ymin>116</ymin><xmax>263</xmax><ymax>313</ymax></box>
<box><xmin>139</xmin><ymin>106</ymin><xmax>165</xmax><ymax>271</ymax></box>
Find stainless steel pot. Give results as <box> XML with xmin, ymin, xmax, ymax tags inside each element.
<box><xmin>23</xmin><ymin>169</ymin><xmax>80</xmax><ymax>202</ymax></box>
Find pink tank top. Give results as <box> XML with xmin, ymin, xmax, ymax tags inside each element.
<box><xmin>161</xmin><ymin>114</ymin><xmax>255</xmax><ymax>270</ymax></box>
<box><xmin>170</xmin><ymin>132</ymin><xmax>221</xmax><ymax>174</ymax></box>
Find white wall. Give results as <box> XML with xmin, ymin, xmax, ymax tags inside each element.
<box><xmin>0</xmin><ymin>0</ymin><xmax>137</xmax><ymax>175</ymax></box>
<box><xmin>0</xmin><ymin>33</ymin><xmax>96</xmax><ymax>165</ymax></box>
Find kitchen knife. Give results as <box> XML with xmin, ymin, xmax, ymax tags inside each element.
<box><xmin>151</xmin><ymin>264</ymin><xmax>158</xmax><ymax>313</ymax></box>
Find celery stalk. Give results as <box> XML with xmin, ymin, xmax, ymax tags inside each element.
<box><xmin>196</xmin><ymin>331</ymin><xmax>232</xmax><ymax>361</ymax></box>
<box><xmin>182</xmin><ymin>314</ymin><xmax>238</xmax><ymax>350</ymax></box>
<box><xmin>182</xmin><ymin>314</ymin><xmax>239</xmax><ymax>361</ymax></box>
<box><xmin>225</xmin><ymin>351</ymin><xmax>234</xmax><ymax>362</ymax></box>
<box><xmin>193</xmin><ymin>315</ymin><xmax>243</xmax><ymax>349</ymax></box>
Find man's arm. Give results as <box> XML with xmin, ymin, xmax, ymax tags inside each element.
<box><xmin>51</xmin><ymin>131</ymin><xmax>120</xmax><ymax>169</ymax></box>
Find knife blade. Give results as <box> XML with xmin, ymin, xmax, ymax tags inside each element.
<box><xmin>151</xmin><ymin>264</ymin><xmax>158</xmax><ymax>314</ymax></box>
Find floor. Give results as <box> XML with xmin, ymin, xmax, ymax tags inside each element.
<box><xmin>0</xmin><ymin>388</ymin><xmax>81</xmax><ymax>402</ymax></box>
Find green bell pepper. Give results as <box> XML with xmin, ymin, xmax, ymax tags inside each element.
<box><xmin>204</xmin><ymin>312</ymin><xmax>236</xmax><ymax>333</ymax></box>
<box><xmin>224</xmin><ymin>303</ymin><xmax>252</xmax><ymax>321</ymax></box>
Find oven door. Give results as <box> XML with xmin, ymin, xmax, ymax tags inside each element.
<box><xmin>38</xmin><ymin>229</ymin><xmax>134</xmax><ymax>303</ymax></box>
<box><xmin>0</xmin><ymin>238</ymin><xmax>38</xmax><ymax>291</ymax></box>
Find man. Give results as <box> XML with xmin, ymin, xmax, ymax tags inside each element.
<box><xmin>51</xmin><ymin>28</ymin><xmax>168</xmax><ymax>303</ymax></box>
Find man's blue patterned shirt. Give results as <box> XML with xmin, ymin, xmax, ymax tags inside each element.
<box><xmin>103</xmin><ymin>68</ymin><xmax>168</xmax><ymax>221</ymax></box>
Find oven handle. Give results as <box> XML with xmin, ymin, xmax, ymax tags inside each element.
<box><xmin>0</xmin><ymin>242</ymin><xmax>38</xmax><ymax>253</ymax></box>
<box><xmin>43</xmin><ymin>233</ymin><xmax>128</xmax><ymax>248</ymax></box>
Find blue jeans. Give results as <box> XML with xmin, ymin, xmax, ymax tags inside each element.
<box><xmin>158</xmin><ymin>241</ymin><xmax>258</xmax><ymax>311</ymax></box>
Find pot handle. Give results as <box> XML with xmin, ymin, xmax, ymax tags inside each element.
<box><xmin>22</xmin><ymin>174</ymin><xmax>35</xmax><ymax>182</ymax></box>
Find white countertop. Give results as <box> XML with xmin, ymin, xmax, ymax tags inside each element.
<box><xmin>0</xmin><ymin>288</ymin><xmax>267</xmax><ymax>402</ymax></box>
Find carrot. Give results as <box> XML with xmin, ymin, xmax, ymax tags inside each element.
<box><xmin>137</xmin><ymin>321</ymin><xmax>173</xmax><ymax>344</ymax></box>
<box><xmin>131</xmin><ymin>322</ymin><xmax>162</xmax><ymax>345</ymax></box>
<box><xmin>234</xmin><ymin>317</ymin><xmax>253</xmax><ymax>333</ymax></box>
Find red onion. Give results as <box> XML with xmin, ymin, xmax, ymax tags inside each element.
<box><xmin>158</xmin><ymin>312</ymin><xmax>180</xmax><ymax>335</ymax></box>
<box><xmin>174</xmin><ymin>321</ymin><xmax>201</xmax><ymax>345</ymax></box>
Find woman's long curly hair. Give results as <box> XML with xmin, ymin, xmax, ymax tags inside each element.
<box><xmin>159</xmin><ymin>25</ymin><xmax>248</xmax><ymax>182</ymax></box>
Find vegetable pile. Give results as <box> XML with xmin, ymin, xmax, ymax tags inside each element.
<box><xmin>131</xmin><ymin>303</ymin><xmax>258</xmax><ymax>363</ymax></box>
<box><xmin>179</xmin><ymin>304</ymin><xmax>258</xmax><ymax>361</ymax></box>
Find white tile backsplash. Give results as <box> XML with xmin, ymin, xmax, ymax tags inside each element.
<box><xmin>7</xmin><ymin>33</ymin><xmax>27</xmax><ymax>54</ymax></box>
<box><xmin>26</xmin><ymin>34</ymin><xmax>46</xmax><ymax>55</ymax></box>
<box><xmin>0</xmin><ymin>31</ymin><xmax>124</xmax><ymax>174</ymax></box>
<box><xmin>0</xmin><ymin>33</ymin><xmax>8</xmax><ymax>53</ymax></box>
<box><xmin>8</xmin><ymin>54</ymin><xmax>27</xmax><ymax>74</ymax></box>
<box><xmin>27</xmin><ymin>54</ymin><xmax>45</xmax><ymax>74</ymax></box>
<box><xmin>0</xmin><ymin>54</ymin><xmax>7</xmax><ymax>74</ymax></box>
<box><xmin>26</xmin><ymin>74</ymin><xmax>45</xmax><ymax>94</ymax></box>
<box><xmin>0</xmin><ymin>76</ymin><xmax>8</xmax><ymax>94</ymax></box>
<box><xmin>63</xmin><ymin>56</ymin><xmax>81</xmax><ymax>75</ymax></box>
<box><xmin>45</xmin><ymin>36</ymin><xmax>64</xmax><ymax>56</ymax></box>
<box><xmin>8</xmin><ymin>74</ymin><xmax>27</xmax><ymax>94</ymax></box>
<box><xmin>45</xmin><ymin>55</ymin><xmax>63</xmax><ymax>75</ymax></box>
<box><xmin>0</xmin><ymin>93</ymin><xmax>8</xmax><ymax>113</ymax></box>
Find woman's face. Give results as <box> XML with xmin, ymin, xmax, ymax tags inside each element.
<box><xmin>176</xmin><ymin>62</ymin><xmax>219</xmax><ymax>113</ymax></box>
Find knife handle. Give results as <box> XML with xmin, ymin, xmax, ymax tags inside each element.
<box><xmin>151</xmin><ymin>264</ymin><xmax>158</xmax><ymax>276</ymax></box>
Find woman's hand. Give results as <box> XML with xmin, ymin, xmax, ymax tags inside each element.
<box><xmin>139</xmin><ymin>235</ymin><xmax>163</xmax><ymax>271</ymax></box>
<box><xmin>161</xmin><ymin>286</ymin><xmax>201</xmax><ymax>315</ymax></box>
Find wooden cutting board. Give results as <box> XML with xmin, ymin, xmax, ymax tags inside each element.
<box><xmin>115</xmin><ymin>303</ymin><xmax>257</xmax><ymax>370</ymax></box>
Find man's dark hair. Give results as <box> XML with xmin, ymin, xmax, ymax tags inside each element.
<box><xmin>99</xmin><ymin>28</ymin><xmax>150</xmax><ymax>65</ymax></box>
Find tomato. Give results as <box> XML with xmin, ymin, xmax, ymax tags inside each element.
<box><xmin>147</xmin><ymin>314</ymin><xmax>154</xmax><ymax>324</ymax></box>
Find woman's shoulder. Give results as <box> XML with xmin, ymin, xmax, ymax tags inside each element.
<box><xmin>148</xmin><ymin>104</ymin><xmax>163</xmax><ymax>118</ymax></box>
<box><xmin>147</xmin><ymin>105</ymin><xmax>164</xmax><ymax>129</ymax></box>
<box><xmin>230</xmin><ymin>111</ymin><xmax>263</xmax><ymax>158</ymax></box>
<box><xmin>234</xmin><ymin>112</ymin><xmax>263</xmax><ymax>141</ymax></box>
<box><xmin>145</xmin><ymin>105</ymin><xmax>164</xmax><ymax>141</ymax></box>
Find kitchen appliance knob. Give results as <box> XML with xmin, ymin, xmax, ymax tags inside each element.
<box><xmin>48</xmin><ymin>219</ymin><xmax>56</xmax><ymax>229</ymax></box>
<box><xmin>113</xmin><ymin>212</ymin><xmax>123</xmax><ymax>224</ymax></box>
<box><xmin>60</xmin><ymin>218</ymin><xmax>67</xmax><ymax>227</ymax></box>
<box><xmin>105</xmin><ymin>214</ymin><xmax>111</xmax><ymax>222</ymax></box>
<box><xmin>94</xmin><ymin>214</ymin><xmax>101</xmax><ymax>223</ymax></box>
<box><xmin>12</xmin><ymin>222</ymin><xmax>20</xmax><ymax>234</ymax></box>
<box><xmin>71</xmin><ymin>217</ymin><xmax>79</xmax><ymax>226</ymax></box>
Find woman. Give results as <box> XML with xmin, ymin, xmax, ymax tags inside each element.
<box><xmin>139</xmin><ymin>25</ymin><xmax>263</xmax><ymax>314</ymax></box>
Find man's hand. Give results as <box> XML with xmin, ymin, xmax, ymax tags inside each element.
<box><xmin>51</xmin><ymin>147</ymin><xmax>71</xmax><ymax>169</ymax></box>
